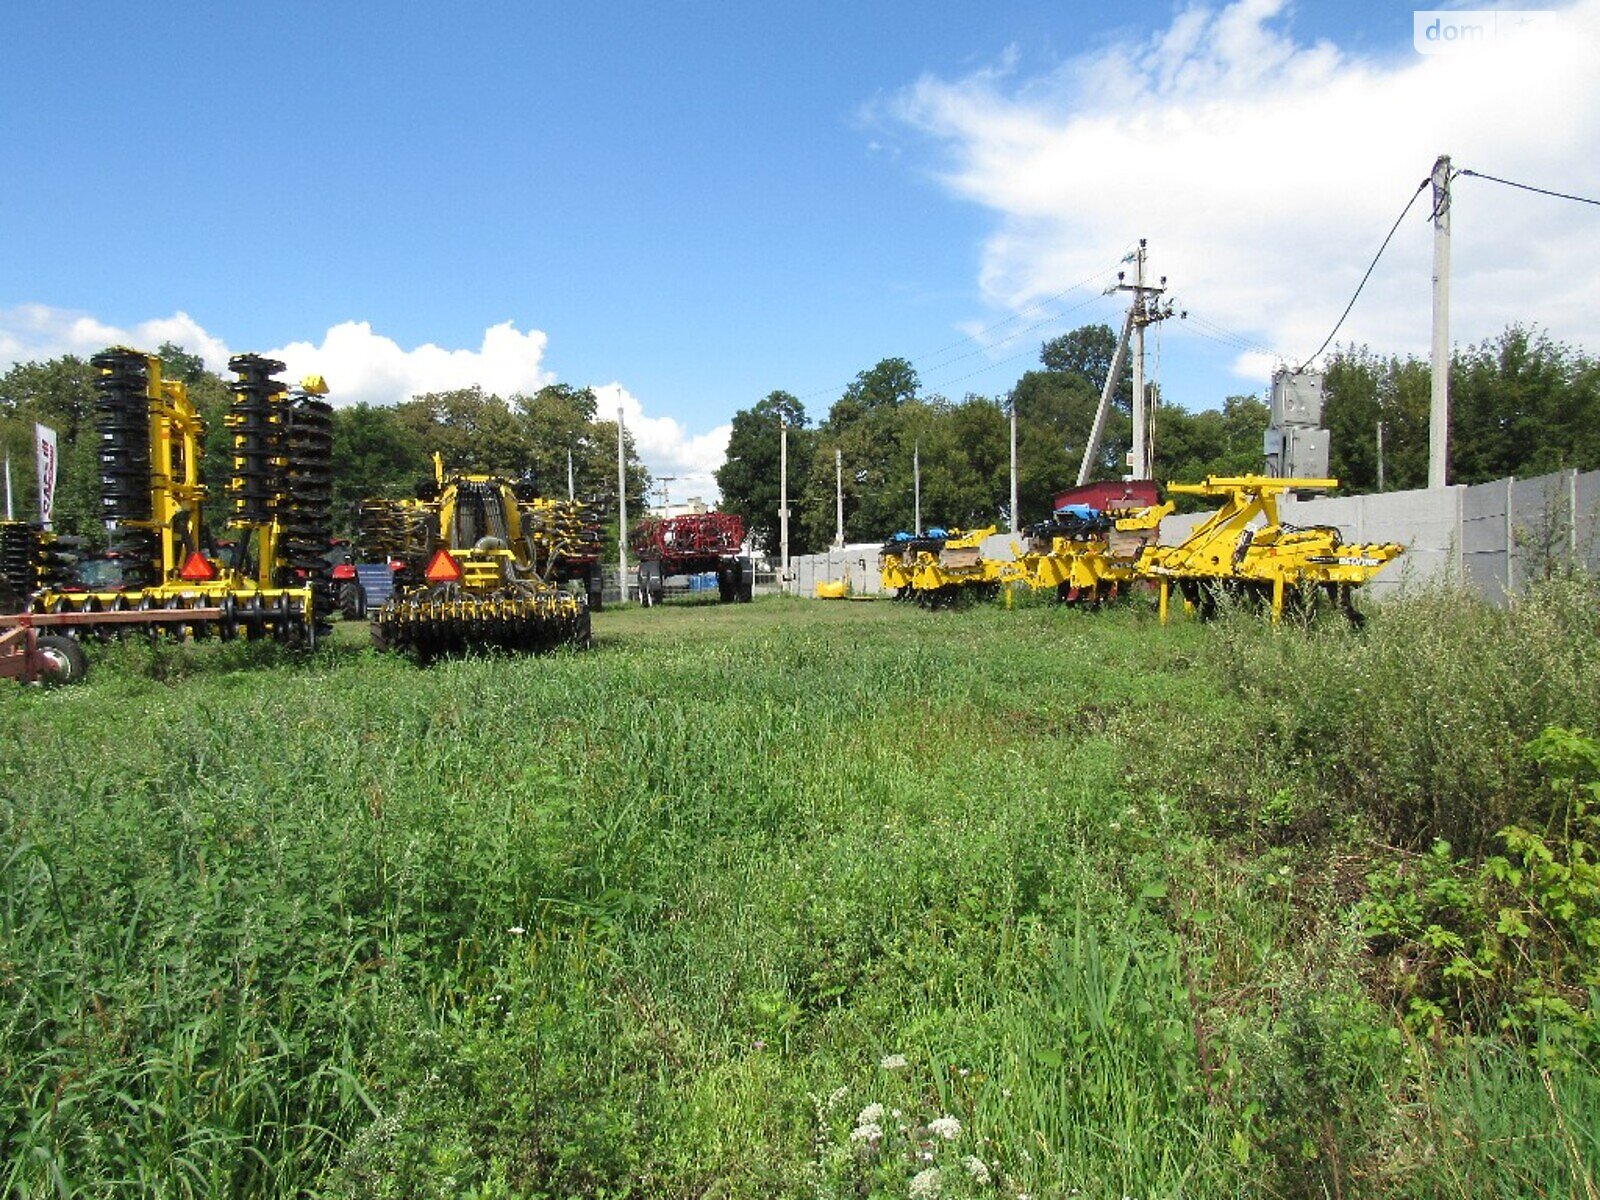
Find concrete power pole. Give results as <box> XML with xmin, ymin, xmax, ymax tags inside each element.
<box><xmin>913</xmin><ymin>440</ymin><xmax>921</xmax><ymax>536</ymax></box>
<box><xmin>1078</xmin><ymin>240</ymin><xmax>1171</xmax><ymax>486</ymax></box>
<box><xmin>616</xmin><ymin>408</ymin><xmax>628</xmax><ymax>600</ymax></box>
<box><xmin>779</xmin><ymin>412</ymin><xmax>789</xmax><ymax>591</ymax></box>
<box><xmin>1009</xmin><ymin>398</ymin><xmax>1019</xmax><ymax>533</ymax></box>
<box><xmin>1130</xmin><ymin>240</ymin><xmax>1148</xmax><ymax>480</ymax></box>
<box><xmin>1429</xmin><ymin>154</ymin><xmax>1452</xmax><ymax>490</ymax></box>
<box><xmin>833</xmin><ymin>447</ymin><xmax>844</xmax><ymax>550</ymax></box>
<box><xmin>567</xmin><ymin>448</ymin><xmax>575</xmax><ymax>501</ymax></box>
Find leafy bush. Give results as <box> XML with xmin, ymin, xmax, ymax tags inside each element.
<box><xmin>1360</xmin><ymin>726</ymin><xmax>1600</xmax><ymax>1049</ymax></box>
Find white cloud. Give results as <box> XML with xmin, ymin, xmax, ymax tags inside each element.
<box><xmin>884</xmin><ymin>0</ymin><xmax>1600</xmax><ymax>386</ymax></box>
<box><xmin>266</xmin><ymin>320</ymin><xmax>554</xmax><ymax>407</ymax></box>
<box><xmin>0</xmin><ymin>304</ymin><xmax>232</xmax><ymax>372</ymax></box>
<box><xmin>0</xmin><ymin>305</ymin><xmax>728</xmax><ymax>501</ymax></box>
<box><xmin>591</xmin><ymin>382</ymin><xmax>731</xmax><ymax>504</ymax></box>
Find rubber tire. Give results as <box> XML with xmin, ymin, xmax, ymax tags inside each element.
<box><xmin>33</xmin><ymin>634</ymin><xmax>88</xmax><ymax>685</ymax></box>
<box><xmin>339</xmin><ymin>582</ymin><xmax>366</xmax><ymax>621</ymax></box>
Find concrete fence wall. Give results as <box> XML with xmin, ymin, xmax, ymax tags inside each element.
<box><xmin>784</xmin><ymin>468</ymin><xmax>1600</xmax><ymax>605</ymax></box>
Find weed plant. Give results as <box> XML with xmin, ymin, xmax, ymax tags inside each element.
<box><xmin>0</xmin><ymin>590</ymin><xmax>1595</xmax><ymax>1197</ymax></box>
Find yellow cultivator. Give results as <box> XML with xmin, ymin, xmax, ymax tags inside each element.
<box><xmin>30</xmin><ymin>348</ymin><xmax>328</xmax><ymax>644</ymax></box>
<box><xmin>880</xmin><ymin>526</ymin><xmax>1020</xmax><ymax>607</ymax></box>
<box><xmin>1013</xmin><ymin>499</ymin><xmax>1170</xmax><ymax>606</ymax></box>
<box><xmin>1140</xmin><ymin>476</ymin><xmax>1404</xmax><ymax>623</ymax></box>
<box><xmin>357</xmin><ymin>456</ymin><xmax>590</xmax><ymax>660</ymax></box>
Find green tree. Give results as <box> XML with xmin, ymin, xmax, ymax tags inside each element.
<box><xmin>394</xmin><ymin>386</ymin><xmax>535</xmax><ymax>475</ymax></box>
<box><xmin>0</xmin><ymin>356</ymin><xmax>101</xmax><ymax>539</ymax></box>
<box><xmin>1009</xmin><ymin>367</ymin><xmax>1125</xmax><ymax>522</ymax></box>
<box><xmin>1041</xmin><ymin>323</ymin><xmax>1132</xmax><ymax>411</ymax></box>
<box><xmin>1451</xmin><ymin>327</ymin><xmax>1598</xmax><ymax>483</ymax></box>
<box><xmin>883</xmin><ymin>395</ymin><xmax>1010</xmax><ymax>532</ymax></box>
<box><xmin>329</xmin><ymin>403</ymin><xmax>431</xmax><ymax>521</ymax></box>
<box><xmin>799</xmin><ymin>359</ymin><xmax>922</xmax><ymax>546</ymax></box>
<box><xmin>157</xmin><ymin>341</ymin><xmax>209</xmax><ymax>384</ymax></box>
<box><xmin>1153</xmin><ymin>395</ymin><xmax>1269</xmax><ymax>488</ymax></box>
<box><xmin>1323</xmin><ymin>346</ymin><xmax>1431</xmax><ymax>492</ymax></box>
<box><xmin>715</xmin><ymin>391</ymin><xmax>814</xmax><ymax>556</ymax></box>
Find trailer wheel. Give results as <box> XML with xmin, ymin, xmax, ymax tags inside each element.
<box><xmin>33</xmin><ymin>634</ymin><xmax>88</xmax><ymax>685</ymax></box>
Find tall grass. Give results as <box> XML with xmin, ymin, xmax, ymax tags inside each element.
<box><xmin>0</xmin><ymin>591</ymin><xmax>1595</xmax><ymax>1197</ymax></box>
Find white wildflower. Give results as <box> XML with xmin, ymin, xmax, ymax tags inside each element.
<box><xmin>880</xmin><ymin>1052</ymin><xmax>910</xmax><ymax>1070</ymax></box>
<box><xmin>826</xmin><ymin>1086</ymin><xmax>849</xmax><ymax>1109</ymax></box>
<box><xmin>856</xmin><ymin>1102</ymin><xmax>884</xmax><ymax>1125</ymax></box>
<box><xmin>962</xmin><ymin>1155</ymin><xmax>991</xmax><ymax>1185</ymax></box>
<box><xmin>927</xmin><ymin>1115</ymin><xmax>962</xmax><ymax>1141</ymax></box>
<box><xmin>849</xmin><ymin>1122</ymin><xmax>883</xmax><ymax>1144</ymax></box>
<box><xmin>909</xmin><ymin>1167</ymin><xmax>943</xmax><ymax>1200</ymax></box>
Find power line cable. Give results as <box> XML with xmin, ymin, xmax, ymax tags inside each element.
<box><xmin>1457</xmin><ymin>168</ymin><xmax>1600</xmax><ymax>208</ymax></box>
<box><xmin>914</xmin><ymin>255</ymin><xmax>1130</xmax><ymax>368</ymax></box>
<box><xmin>1295</xmin><ymin>177</ymin><xmax>1430</xmax><ymax>371</ymax></box>
<box><xmin>794</xmin><ymin>255</ymin><xmax>1129</xmax><ymax>402</ymax></box>
<box><xmin>1178</xmin><ymin>310</ymin><xmax>1280</xmax><ymax>357</ymax></box>
<box><xmin>915</xmin><ymin>291</ymin><xmax>1110</xmax><ymax>378</ymax></box>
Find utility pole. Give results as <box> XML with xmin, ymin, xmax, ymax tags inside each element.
<box><xmin>913</xmin><ymin>440</ymin><xmax>921</xmax><ymax>536</ymax></box>
<box><xmin>1008</xmin><ymin>396</ymin><xmax>1018</xmax><ymax>533</ymax></box>
<box><xmin>657</xmin><ymin>476</ymin><xmax>676</xmax><ymax>516</ymax></box>
<box><xmin>1131</xmin><ymin>240</ymin><xmax>1148</xmax><ymax>479</ymax></box>
<box><xmin>567</xmin><ymin>449</ymin><xmax>575</xmax><ymax>501</ymax></box>
<box><xmin>1376</xmin><ymin>420</ymin><xmax>1386</xmax><ymax>492</ymax></box>
<box><xmin>833</xmin><ymin>447</ymin><xmax>844</xmax><ymax>550</ymax></box>
<box><xmin>778</xmin><ymin>412</ymin><xmax>789</xmax><ymax>591</ymax></box>
<box><xmin>3</xmin><ymin>452</ymin><xmax>11</xmax><ymax>521</ymax></box>
<box><xmin>1429</xmin><ymin>154</ymin><xmax>1452</xmax><ymax>490</ymax></box>
<box><xmin>1078</xmin><ymin>239</ymin><xmax>1172</xmax><ymax>485</ymax></box>
<box><xmin>1123</xmin><ymin>239</ymin><xmax>1172</xmax><ymax>480</ymax></box>
<box><xmin>616</xmin><ymin>408</ymin><xmax>628</xmax><ymax>600</ymax></box>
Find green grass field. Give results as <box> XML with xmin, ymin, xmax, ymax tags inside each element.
<box><xmin>3</xmin><ymin>584</ymin><xmax>1598</xmax><ymax>1198</ymax></box>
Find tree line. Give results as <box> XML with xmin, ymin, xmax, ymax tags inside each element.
<box><xmin>0</xmin><ymin>347</ymin><xmax>650</xmax><ymax>551</ymax></box>
<box><xmin>715</xmin><ymin>326</ymin><xmax>1271</xmax><ymax>556</ymax></box>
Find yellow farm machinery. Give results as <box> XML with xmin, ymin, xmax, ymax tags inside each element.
<box><xmin>0</xmin><ymin>522</ymin><xmax>74</xmax><ymax>611</ymax></box>
<box><xmin>11</xmin><ymin>349</ymin><xmax>334</xmax><ymax>680</ymax></box>
<box><xmin>1014</xmin><ymin>499</ymin><xmax>1170</xmax><ymax>608</ymax></box>
<box><xmin>355</xmin><ymin>457</ymin><xmax>591</xmax><ymax>660</ymax></box>
<box><xmin>1140</xmin><ymin>476</ymin><xmax>1404</xmax><ymax>623</ymax></box>
<box><xmin>883</xmin><ymin>475</ymin><xmax>1403</xmax><ymax>621</ymax></box>
<box><xmin>880</xmin><ymin>526</ymin><xmax>1019</xmax><ymax>607</ymax></box>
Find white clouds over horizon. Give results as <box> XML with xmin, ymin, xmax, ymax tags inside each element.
<box><xmin>883</xmin><ymin>0</ymin><xmax>1600</xmax><ymax>388</ymax></box>
<box><xmin>590</xmin><ymin>382</ymin><xmax>731</xmax><ymax>504</ymax></box>
<box><xmin>0</xmin><ymin>305</ymin><xmax>728</xmax><ymax>500</ymax></box>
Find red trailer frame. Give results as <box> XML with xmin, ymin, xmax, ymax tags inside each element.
<box><xmin>630</xmin><ymin>513</ymin><xmax>751</xmax><ymax>606</ymax></box>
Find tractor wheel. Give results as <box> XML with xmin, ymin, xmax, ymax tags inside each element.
<box><xmin>33</xmin><ymin>634</ymin><xmax>88</xmax><ymax>685</ymax></box>
<box><xmin>339</xmin><ymin>582</ymin><xmax>366</xmax><ymax>621</ymax></box>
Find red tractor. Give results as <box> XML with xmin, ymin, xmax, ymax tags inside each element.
<box><xmin>631</xmin><ymin>513</ymin><xmax>751</xmax><ymax>606</ymax></box>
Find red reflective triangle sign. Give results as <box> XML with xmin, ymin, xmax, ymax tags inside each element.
<box><xmin>425</xmin><ymin>548</ymin><xmax>463</xmax><ymax>583</ymax></box>
<box><xmin>179</xmin><ymin>551</ymin><xmax>218</xmax><ymax>581</ymax></box>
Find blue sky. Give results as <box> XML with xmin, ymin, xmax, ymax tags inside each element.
<box><xmin>4</xmin><ymin>1</ymin><xmax>1595</xmax><ymax>498</ymax></box>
